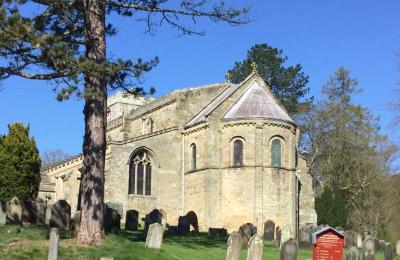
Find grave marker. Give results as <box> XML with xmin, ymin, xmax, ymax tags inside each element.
<box><xmin>145</xmin><ymin>223</ymin><xmax>164</xmax><ymax>250</ymax></box>
<box><xmin>246</xmin><ymin>234</ymin><xmax>263</xmax><ymax>260</ymax></box>
<box><xmin>226</xmin><ymin>231</ymin><xmax>243</xmax><ymax>260</ymax></box>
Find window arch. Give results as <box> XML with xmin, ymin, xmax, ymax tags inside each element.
<box><xmin>129</xmin><ymin>151</ymin><xmax>152</xmax><ymax>195</ymax></box>
<box><xmin>233</xmin><ymin>139</ymin><xmax>243</xmax><ymax>166</ymax></box>
<box><xmin>271</xmin><ymin>138</ymin><xmax>282</xmax><ymax>167</ymax></box>
<box><xmin>191</xmin><ymin>144</ymin><xmax>197</xmax><ymax>171</ymax></box>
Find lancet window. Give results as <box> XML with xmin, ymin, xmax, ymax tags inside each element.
<box><xmin>128</xmin><ymin>151</ymin><xmax>152</xmax><ymax>195</ymax></box>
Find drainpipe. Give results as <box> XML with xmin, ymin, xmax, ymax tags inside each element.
<box><xmin>181</xmin><ymin>132</ymin><xmax>185</xmax><ymax>216</ymax></box>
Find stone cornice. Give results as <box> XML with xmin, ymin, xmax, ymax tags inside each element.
<box><xmin>109</xmin><ymin>126</ymin><xmax>178</xmax><ymax>145</ymax></box>
<box><xmin>128</xmin><ymin>96</ymin><xmax>177</xmax><ymax>121</ymax></box>
<box><xmin>184</xmin><ymin>165</ymin><xmax>296</xmax><ymax>174</ymax></box>
<box><xmin>183</xmin><ymin>123</ymin><xmax>209</xmax><ymax>136</ymax></box>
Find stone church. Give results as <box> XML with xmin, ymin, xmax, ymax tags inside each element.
<box><xmin>39</xmin><ymin>71</ymin><xmax>317</xmax><ymax>236</ymax></box>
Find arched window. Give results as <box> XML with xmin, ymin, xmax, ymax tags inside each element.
<box><xmin>191</xmin><ymin>144</ymin><xmax>197</xmax><ymax>171</ymax></box>
<box><xmin>271</xmin><ymin>139</ymin><xmax>282</xmax><ymax>167</ymax></box>
<box><xmin>233</xmin><ymin>139</ymin><xmax>243</xmax><ymax>166</ymax></box>
<box><xmin>128</xmin><ymin>151</ymin><xmax>152</xmax><ymax>195</ymax></box>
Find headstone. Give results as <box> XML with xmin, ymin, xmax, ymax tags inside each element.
<box><xmin>45</xmin><ymin>204</ymin><xmax>52</xmax><ymax>225</ymax></box>
<box><xmin>346</xmin><ymin>246</ymin><xmax>359</xmax><ymax>260</ymax></box>
<box><xmin>22</xmin><ymin>200</ymin><xmax>37</xmax><ymax>226</ymax></box>
<box><xmin>48</xmin><ymin>227</ymin><xmax>59</xmax><ymax>260</ymax></box>
<box><xmin>280</xmin><ymin>239</ymin><xmax>297</xmax><ymax>260</ymax></box>
<box><xmin>384</xmin><ymin>243</ymin><xmax>395</xmax><ymax>260</ymax></box>
<box><xmin>99</xmin><ymin>257</ymin><xmax>113</xmax><ymax>260</ymax></box>
<box><xmin>145</xmin><ymin>223</ymin><xmax>164</xmax><ymax>250</ymax></box>
<box><xmin>71</xmin><ymin>211</ymin><xmax>81</xmax><ymax>236</ymax></box>
<box><xmin>125</xmin><ymin>209</ymin><xmax>138</xmax><ymax>231</ymax></box>
<box><xmin>6</xmin><ymin>196</ymin><xmax>22</xmax><ymax>224</ymax></box>
<box><xmin>208</xmin><ymin>228</ymin><xmax>228</xmax><ymax>238</ymax></box>
<box><xmin>226</xmin><ymin>231</ymin><xmax>243</xmax><ymax>260</ymax></box>
<box><xmin>104</xmin><ymin>206</ymin><xmax>120</xmax><ymax>235</ymax></box>
<box><xmin>396</xmin><ymin>240</ymin><xmax>400</xmax><ymax>256</ymax></box>
<box><xmin>364</xmin><ymin>236</ymin><xmax>375</xmax><ymax>260</ymax></box>
<box><xmin>238</xmin><ymin>223</ymin><xmax>257</xmax><ymax>248</ymax></box>
<box><xmin>177</xmin><ymin>216</ymin><xmax>190</xmax><ymax>235</ymax></box>
<box><xmin>167</xmin><ymin>225</ymin><xmax>178</xmax><ymax>235</ymax></box>
<box><xmin>246</xmin><ymin>234</ymin><xmax>263</xmax><ymax>260</ymax></box>
<box><xmin>144</xmin><ymin>209</ymin><xmax>163</xmax><ymax>235</ymax></box>
<box><xmin>186</xmin><ymin>211</ymin><xmax>199</xmax><ymax>232</ymax></box>
<box><xmin>50</xmin><ymin>200</ymin><xmax>71</xmax><ymax>230</ymax></box>
<box><xmin>159</xmin><ymin>209</ymin><xmax>167</xmax><ymax>228</ymax></box>
<box><xmin>263</xmin><ymin>220</ymin><xmax>275</xmax><ymax>241</ymax></box>
<box><xmin>280</xmin><ymin>226</ymin><xmax>293</xmax><ymax>249</ymax></box>
<box><xmin>0</xmin><ymin>202</ymin><xmax>6</xmax><ymax>226</ymax></box>
<box><xmin>378</xmin><ymin>240</ymin><xmax>386</xmax><ymax>251</ymax></box>
<box><xmin>272</xmin><ymin>227</ymin><xmax>281</xmax><ymax>248</ymax></box>
<box><xmin>105</xmin><ymin>202</ymin><xmax>123</xmax><ymax>216</ymax></box>
<box><xmin>298</xmin><ymin>225</ymin><xmax>313</xmax><ymax>248</ymax></box>
<box><xmin>356</xmin><ymin>234</ymin><xmax>363</xmax><ymax>249</ymax></box>
<box><xmin>36</xmin><ymin>199</ymin><xmax>46</xmax><ymax>224</ymax></box>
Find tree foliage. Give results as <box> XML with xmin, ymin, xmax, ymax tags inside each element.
<box><xmin>227</xmin><ymin>43</ymin><xmax>311</xmax><ymax>115</ymax></box>
<box><xmin>0</xmin><ymin>0</ymin><xmax>250</xmax><ymax>245</ymax></box>
<box><xmin>315</xmin><ymin>188</ymin><xmax>347</xmax><ymax>228</ymax></box>
<box><xmin>0</xmin><ymin>123</ymin><xmax>41</xmax><ymax>201</ymax></box>
<box><xmin>302</xmin><ymin>67</ymin><xmax>397</xmax><ymax>235</ymax></box>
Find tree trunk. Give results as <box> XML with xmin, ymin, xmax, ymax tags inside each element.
<box><xmin>77</xmin><ymin>0</ymin><xmax>107</xmax><ymax>245</ymax></box>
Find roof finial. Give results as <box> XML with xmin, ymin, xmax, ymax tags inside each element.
<box><xmin>225</xmin><ymin>71</ymin><xmax>232</xmax><ymax>82</ymax></box>
<box><xmin>251</xmin><ymin>62</ymin><xmax>258</xmax><ymax>74</ymax></box>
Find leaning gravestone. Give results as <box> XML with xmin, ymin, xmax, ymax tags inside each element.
<box><xmin>0</xmin><ymin>202</ymin><xmax>6</xmax><ymax>226</ymax></box>
<box><xmin>263</xmin><ymin>220</ymin><xmax>275</xmax><ymax>241</ymax></box>
<box><xmin>384</xmin><ymin>243</ymin><xmax>395</xmax><ymax>260</ymax></box>
<box><xmin>280</xmin><ymin>226</ymin><xmax>293</xmax><ymax>249</ymax></box>
<box><xmin>364</xmin><ymin>236</ymin><xmax>376</xmax><ymax>260</ymax></box>
<box><xmin>186</xmin><ymin>211</ymin><xmax>199</xmax><ymax>232</ymax></box>
<box><xmin>280</xmin><ymin>239</ymin><xmax>297</xmax><ymax>260</ymax></box>
<box><xmin>356</xmin><ymin>233</ymin><xmax>363</xmax><ymax>249</ymax></box>
<box><xmin>125</xmin><ymin>209</ymin><xmax>138</xmax><ymax>231</ymax></box>
<box><xmin>298</xmin><ymin>225</ymin><xmax>313</xmax><ymax>248</ymax></box>
<box><xmin>346</xmin><ymin>246</ymin><xmax>359</xmax><ymax>260</ymax></box>
<box><xmin>145</xmin><ymin>223</ymin><xmax>164</xmax><ymax>250</ymax></box>
<box><xmin>247</xmin><ymin>234</ymin><xmax>263</xmax><ymax>260</ymax></box>
<box><xmin>396</xmin><ymin>240</ymin><xmax>400</xmax><ymax>256</ymax></box>
<box><xmin>50</xmin><ymin>200</ymin><xmax>71</xmax><ymax>230</ymax></box>
<box><xmin>226</xmin><ymin>231</ymin><xmax>243</xmax><ymax>260</ymax></box>
<box><xmin>239</xmin><ymin>223</ymin><xmax>257</xmax><ymax>248</ymax></box>
<box><xmin>177</xmin><ymin>216</ymin><xmax>190</xmax><ymax>235</ymax></box>
<box><xmin>22</xmin><ymin>200</ymin><xmax>37</xmax><ymax>226</ymax></box>
<box><xmin>7</xmin><ymin>196</ymin><xmax>22</xmax><ymax>224</ymax></box>
<box><xmin>104</xmin><ymin>206</ymin><xmax>120</xmax><ymax>235</ymax></box>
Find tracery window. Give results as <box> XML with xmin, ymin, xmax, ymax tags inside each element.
<box><xmin>128</xmin><ymin>151</ymin><xmax>152</xmax><ymax>195</ymax></box>
<box><xmin>191</xmin><ymin>144</ymin><xmax>197</xmax><ymax>171</ymax></box>
<box><xmin>271</xmin><ymin>139</ymin><xmax>282</xmax><ymax>167</ymax></box>
<box><xmin>233</xmin><ymin>139</ymin><xmax>243</xmax><ymax>166</ymax></box>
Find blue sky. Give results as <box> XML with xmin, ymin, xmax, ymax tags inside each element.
<box><xmin>0</xmin><ymin>1</ymin><xmax>399</xmax><ymax>167</ymax></box>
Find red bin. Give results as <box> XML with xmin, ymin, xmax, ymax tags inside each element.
<box><xmin>312</xmin><ymin>226</ymin><xmax>345</xmax><ymax>260</ymax></box>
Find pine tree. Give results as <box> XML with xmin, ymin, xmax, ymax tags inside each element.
<box><xmin>0</xmin><ymin>1</ymin><xmax>250</xmax><ymax>244</ymax></box>
<box><xmin>228</xmin><ymin>43</ymin><xmax>311</xmax><ymax>115</ymax></box>
<box><xmin>0</xmin><ymin>123</ymin><xmax>41</xmax><ymax>201</ymax></box>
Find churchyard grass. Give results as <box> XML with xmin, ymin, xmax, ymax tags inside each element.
<box><xmin>0</xmin><ymin>225</ymin><xmax>396</xmax><ymax>260</ymax></box>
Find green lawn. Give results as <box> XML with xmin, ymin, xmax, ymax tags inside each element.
<box><xmin>0</xmin><ymin>225</ymin><xmax>397</xmax><ymax>260</ymax></box>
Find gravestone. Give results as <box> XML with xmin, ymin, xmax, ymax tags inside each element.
<box><xmin>356</xmin><ymin>233</ymin><xmax>363</xmax><ymax>248</ymax></box>
<box><xmin>36</xmin><ymin>199</ymin><xmax>46</xmax><ymax>224</ymax></box>
<box><xmin>0</xmin><ymin>202</ymin><xmax>6</xmax><ymax>226</ymax></box>
<box><xmin>125</xmin><ymin>209</ymin><xmax>138</xmax><ymax>231</ymax></box>
<box><xmin>396</xmin><ymin>240</ymin><xmax>400</xmax><ymax>256</ymax></box>
<box><xmin>45</xmin><ymin>204</ymin><xmax>52</xmax><ymax>225</ymax></box>
<box><xmin>364</xmin><ymin>236</ymin><xmax>376</xmax><ymax>260</ymax></box>
<box><xmin>104</xmin><ymin>207</ymin><xmax>120</xmax><ymax>235</ymax></box>
<box><xmin>384</xmin><ymin>243</ymin><xmax>395</xmax><ymax>260</ymax></box>
<box><xmin>71</xmin><ymin>211</ymin><xmax>81</xmax><ymax>236</ymax></box>
<box><xmin>167</xmin><ymin>225</ymin><xmax>178</xmax><ymax>235</ymax></box>
<box><xmin>177</xmin><ymin>216</ymin><xmax>190</xmax><ymax>235</ymax></box>
<box><xmin>208</xmin><ymin>228</ymin><xmax>228</xmax><ymax>238</ymax></box>
<box><xmin>144</xmin><ymin>209</ymin><xmax>163</xmax><ymax>235</ymax></box>
<box><xmin>378</xmin><ymin>240</ymin><xmax>386</xmax><ymax>251</ymax></box>
<box><xmin>186</xmin><ymin>211</ymin><xmax>199</xmax><ymax>232</ymax></box>
<box><xmin>145</xmin><ymin>223</ymin><xmax>164</xmax><ymax>250</ymax></box>
<box><xmin>22</xmin><ymin>200</ymin><xmax>37</xmax><ymax>226</ymax></box>
<box><xmin>48</xmin><ymin>227</ymin><xmax>59</xmax><ymax>260</ymax></box>
<box><xmin>263</xmin><ymin>220</ymin><xmax>275</xmax><ymax>241</ymax></box>
<box><xmin>226</xmin><ymin>231</ymin><xmax>243</xmax><ymax>260</ymax></box>
<box><xmin>105</xmin><ymin>202</ymin><xmax>123</xmax><ymax>216</ymax></box>
<box><xmin>7</xmin><ymin>196</ymin><xmax>22</xmax><ymax>224</ymax></box>
<box><xmin>298</xmin><ymin>225</ymin><xmax>313</xmax><ymax>248</ymax></box>
<box><xmin>280</xmin><ymin>226</ymin><xmax>293</xmax><ymax>249</ymax></box>
<box><xmin>273</xmin><ymin>227</ymin><xmax>281</xmax><ymax>248</ymax></box>
<box><xmin>346</xmin><ymin>246</ymin><xmax>359</xmax><ymax>260</ymax></box>
<box><xmin>247</xmin><ymin>234</ymin><xmax>263</xmax><ymax>260</ymax></box>
<box><xmin>159</xmin><ymin>209</ymin><xmax>167</xmax><ymax>228</ymax></box>
<box><xmin>280</xmin><ymin>239</ymin><xmax>297</xmax><ymax>260</ymax></box>
<box><xmin>50</xmin><ymin>200</ymin><xmax>71</xmax><ymax>230</ymax></box>
<box><xmin>239</xmin><ymin>223</ymin><xmax>257</xmax><ymax>248</ymax></box>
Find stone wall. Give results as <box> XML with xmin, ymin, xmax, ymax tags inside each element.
<box><xmin>298</xmin><ymin>156</ymin><xmax>317</xmax><ymax>226</ymax></box>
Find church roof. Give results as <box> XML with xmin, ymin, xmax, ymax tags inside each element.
<box><xmin>185</xmin><ymin>73</ymin><xmax>294</xmax><ymax>128</ymax></box>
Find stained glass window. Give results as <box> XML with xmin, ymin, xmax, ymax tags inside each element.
<box><xmin>272</xmin><ymin>139</ymin><xmax>282</xmax><ymax>167</ymax></box>
<box><xmin>233</xmin><ymin>139</ymin><xmax>243</xmax><ymax>166</ymax></box>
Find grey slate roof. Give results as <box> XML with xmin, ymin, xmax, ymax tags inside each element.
<box><xmin>224</xmin><ymin>81</ymin><xmax>294</xmax><ymax>123</ymax></box>
<box><xmin>185</xmin><ymin>74</ymin><xmax>294</xmax><ymax>128</ymax></box>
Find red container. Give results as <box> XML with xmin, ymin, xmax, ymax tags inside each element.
<box><xmin>312</xmin><ymin>227</ymin><xmax>345</xmax><ymax>260</ymax></box>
